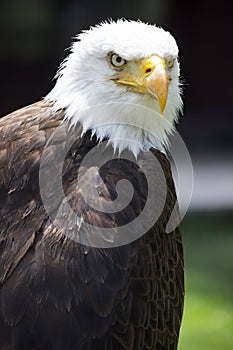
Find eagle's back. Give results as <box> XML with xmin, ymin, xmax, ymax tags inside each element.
<box><xmin>0</xmin><ymin>101</ymin><xmax>184</xmax><ymax>350</ymax></box>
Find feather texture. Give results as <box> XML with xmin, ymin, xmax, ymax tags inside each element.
<box><xmin>0</xmin><ymin>101</ymin><xmax>184</xmax><ymax>349</ymax></box>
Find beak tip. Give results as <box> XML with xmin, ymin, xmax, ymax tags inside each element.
<box><xmin>159</xmin><ymin>101</ymin><xmax>166</xmax><ymax>116</ymax></box>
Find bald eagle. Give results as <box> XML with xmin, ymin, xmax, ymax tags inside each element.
<box><xmin>0</xmin><ymin>20</ymin><xmax>184</xmax><ymax>350</ymax></box>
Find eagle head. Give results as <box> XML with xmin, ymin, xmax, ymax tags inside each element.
<box><xmin>46</xmin><ymin>19</ymin><xmax>183</xmax><ymax>156</ymax></box>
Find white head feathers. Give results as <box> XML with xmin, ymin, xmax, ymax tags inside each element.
<box><xmin>46</xmin><ymin>19</ymin><xmax>183</xmax><ymax>157</ymax></box>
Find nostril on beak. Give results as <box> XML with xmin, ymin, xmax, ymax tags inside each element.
<box><xmin>145</xmin><ymin>68</ymin><xmax>152</xmax><ymax>74</ymax></box>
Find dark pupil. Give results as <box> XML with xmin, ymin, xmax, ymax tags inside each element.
<box><xmin>116</xmin><ymin>56</ymin><xmax>122</xmax><ymax>63</ymax></box>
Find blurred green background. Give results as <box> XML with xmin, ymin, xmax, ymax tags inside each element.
<box><xmin>0</xmin><ymin>1</ymin><xmax>232</xmax><ymax>349</ymax></box>
<box><xmin>179</xmin><ymin>212</ymin><xmax>233</xmax><ymax>350</ymax></box>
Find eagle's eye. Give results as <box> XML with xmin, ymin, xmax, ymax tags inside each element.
<box><xmin>167</xmin><ymin>58</ymin><xmax>175</xmax><ymax>70</ymax></box>
<box><xmin>110</xmin><ymin>53</ymin><xmax>127</xmax><ymax>68</ymax></box>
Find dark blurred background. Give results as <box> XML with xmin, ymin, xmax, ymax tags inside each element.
<box><xmin>0</xmin><ymin>1</ymin><xmax>232</xmax><ymax>349</ymax></box>
<box><xmin>1</xmin><ymin>0</ymin><xmax>233</xmax><ymax>156</ymax></box>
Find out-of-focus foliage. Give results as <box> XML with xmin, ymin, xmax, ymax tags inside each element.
<box><xmin>179</xmin><ymin>212</ymin><xmax>233</xmax><ymax>350</ymax></box>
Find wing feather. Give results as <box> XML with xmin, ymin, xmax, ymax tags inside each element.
<box><xmin>0</xmin><ymin>100</ymin><xmax>184</xmax><ymax>349</ymax></box>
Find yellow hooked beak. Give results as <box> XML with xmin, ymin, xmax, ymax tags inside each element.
<box><xmin>113</xmin><ymin>54</ymin><xmax>168</xmax><ymax>115</ymax></box>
